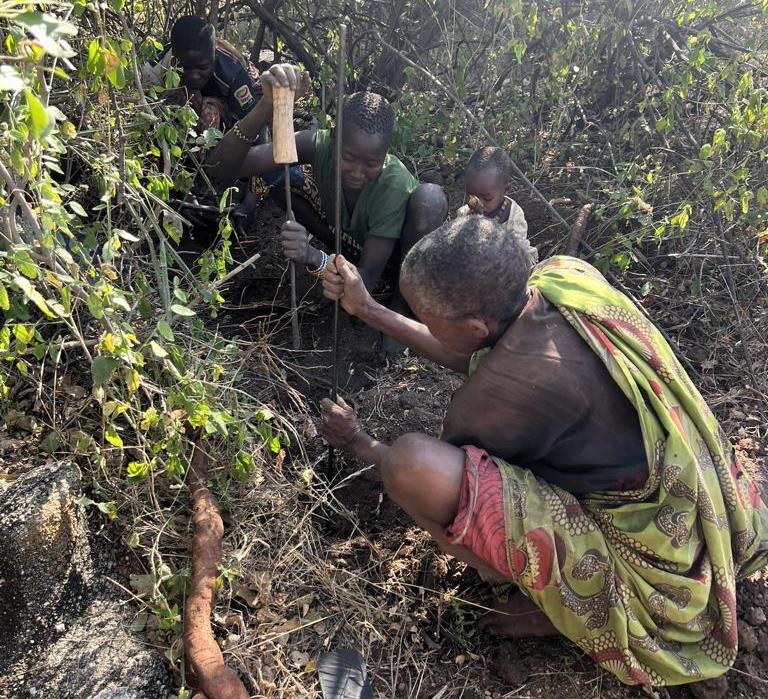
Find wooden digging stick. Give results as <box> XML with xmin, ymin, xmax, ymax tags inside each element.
<box><xmin>329</xmin><ymin>23</ymin><xmax>347</xmax><ymax>472</ymax></box>
<box><xmin>272</xmin><ymin>85</ymin><xmax>301</xmax><ymax>350</ymax></box>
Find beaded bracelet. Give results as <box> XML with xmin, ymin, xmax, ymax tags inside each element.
<box><xmin>306</xmin><ymin>250</ymin><xmax>329</xmax><ymax>278</ymax></box>
<box><xmin>232</xmin><ymin>122</ymin><xmax>258</xmax><ymax>145</ymax></box>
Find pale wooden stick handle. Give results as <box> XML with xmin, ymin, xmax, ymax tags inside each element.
<box><xmin>272</xmin><ymin>86</ymin><xmax>297</xmax><ymax>164</ymax></box>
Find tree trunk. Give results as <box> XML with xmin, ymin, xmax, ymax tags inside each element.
<box><xmin>209</xmin><ymin>0</ymin><xmax>219</xmax><ymax>30</ymax></box>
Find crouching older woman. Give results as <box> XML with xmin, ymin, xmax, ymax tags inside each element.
<box><xmin>319</xmin><ymin>214</ymin><xmax>768</xmax><ymax>691</ymax></box>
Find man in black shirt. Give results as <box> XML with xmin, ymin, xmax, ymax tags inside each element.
<box><xmin>144</xmin><ymin>16</ymin><xmax>304</xmax><ymax>232</ymax></box>
<box><xmin>143</xmin><ymin>15</ymin><xmax>261</xmax><ymax>130</ymax></box>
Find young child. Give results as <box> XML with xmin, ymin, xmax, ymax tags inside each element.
<box><xmin>457</xmin><ymin>147</ymin><xmax>538</xmax><ymax>268</ymax></box>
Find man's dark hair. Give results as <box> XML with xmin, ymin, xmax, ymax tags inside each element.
<box><xmin>466</xmin><ymin>146</ymin><xmax>512</xmax><ymax>183</ymax></box>
<box><xmin>400</xmin><ymin>215</ymin><xmax>529</xmax><ymax>324</ymax></box>
<box><xmin>342</xmin><ymin>91</ymin><xmax>395</xmax><ymax>144</ymax></box>
<box><xmin>170</xmin><ymin>16</ymin><xmax>214</xmax><ymax>56</ymax></box>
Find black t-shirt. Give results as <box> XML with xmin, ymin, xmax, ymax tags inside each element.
<box><xmin>156</xmin><ymin>41</ymin><xmax>260</xmax><ymax>123</ymax></box>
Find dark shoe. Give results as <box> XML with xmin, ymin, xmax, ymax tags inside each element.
<box><xmin>317</xmin><ymin>648</ymin><xmax>373</xmax><ymax>699</ymax></box>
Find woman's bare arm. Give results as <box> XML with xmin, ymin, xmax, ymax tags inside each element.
<box><xmin>323</xmin><ymin>255</ymin><xmax>471</xmax><ymax>373</ymax></box>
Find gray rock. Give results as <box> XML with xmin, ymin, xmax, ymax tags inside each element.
<box><xmin>96</xmin><ymin>690</ymin><xmax>152</xmax><ymax>699</ymax></box>
<box><xmin>0</xmin><ymin>463</ymin><xmax>169</xmax><ymax>698</ymax></box>
<box><xmin>0</xmin><ymin>463</ymin><xmax>93</xmax><ymax>670</ymax></box>
<box><xmin>19</xmin><ymin>600</ymin><xmax>168</xmax><ymax>698</ymax></box>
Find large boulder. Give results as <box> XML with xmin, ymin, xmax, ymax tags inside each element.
<box><xmin>0</xmin><ymin>463</ymin><xmax>93</xmax><ymax>662</ymax></box>
<box><xmin>13</xmin><ymin>599</ymin><xmax>169</xmax><ymax>699</ymax></box>
<box><xmin>0</xmin><ymin>463</ymin><xmax>169</xmax><ymax>698</ymax></box>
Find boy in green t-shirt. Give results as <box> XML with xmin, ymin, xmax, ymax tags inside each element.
<box><xmin>208</xmin><ymin>64</ymin><xmax>447</xmax><ymax>306</ymax></box>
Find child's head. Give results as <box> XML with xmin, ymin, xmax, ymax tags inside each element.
<box><xmin>171</xmin><ymin>16</ymin><xmax>215</xmax><ymax>90</ymax></box>
<box><xmin>464</xmin><ymin>147</ymin><xmax>512</xmax><ymax>216</ymax></box>
<box><xmin>338</xmin><ymin>92</ymin><xmax>395</xmax><ymax>191</ymax></box>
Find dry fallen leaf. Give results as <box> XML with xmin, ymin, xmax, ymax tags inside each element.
<box><xmin>62</xmin><ymin>384</ymin><xmax>87</xmax><ymax>399</ymax></box>
<box><xmin>129</xmin><ymin>611</ymin><xmax>148</xmax><ymax>632</ymax></box>
<box><xmin>235</xmin><ymin>583</ymin><xmax>260</xmax><ymax>608</ymax></box>
<box><xmin>269</xmin><ymin>617</ymin><xmax>301</xmax><ymax>636</ymax></box>
<box><xmin>252</xmin><ymin>569</ymin><xmax>273</xmax><ymax>605</ymax></box>
<box><xmin>256</xmin><ymin>607</ymin><xmax>279</xmax><ymax>624</ymax></box>
<box><xmin>302</xmin><ymin>417</ymin><xmax>318</xmax><ymax>440</ymax></box>
<box><xmin>256</xmin><ymin>607</ymin><xmax>280</xmax><ymax>624</ymax></box>
<box><xmin>163</xmin><ymin>409</ymin><xmax>187</xmax><ymax>426</ymax></box>
<box><xmin>3</xmin><ymin>409</ymin><xmax>36</xmax><ymax>433</ymax></box>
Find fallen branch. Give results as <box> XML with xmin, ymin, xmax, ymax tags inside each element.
<box><xmin>184</xmin><ymin>442</ymin><xmax>249</xmax><ymax>699</ymax></box>
<box><xmin>567</xmin><ymin>203</ymin><xmax>593</xmax><ymax>257</ymax></box>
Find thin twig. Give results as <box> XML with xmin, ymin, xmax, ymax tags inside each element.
<box><xmin>209</xmin><ymin>252</ymin><xmax>262</xmax><ymax>292</ymax></box>
<box><xmin>713</xmin><ymin>212</ymin><xmax>761</xmax><ymax>391</ymax></box>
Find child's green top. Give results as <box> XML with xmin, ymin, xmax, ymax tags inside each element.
<box><xmin>312</xmin><ymin>129</ymin><xmax>418</xmax><ymax>248</ymax></box>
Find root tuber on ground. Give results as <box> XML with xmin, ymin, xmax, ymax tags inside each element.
<box><xmin>566</xmin><ymin>202</ymin><xmax>594</xmax><ymax>257</ymax></box>
<box><xmin>184</xmin><ymin>442</ymin><xmax>250</xmax><ymax>699</ymax></box>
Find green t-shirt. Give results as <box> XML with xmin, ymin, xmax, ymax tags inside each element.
<box><xmin>312</xmin><ymin>129</ymin><xmax>418</xmax><ymax>248</ymax></box>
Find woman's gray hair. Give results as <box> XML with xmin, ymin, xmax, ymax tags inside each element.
<box><xmin>400</xmin><ymin>215</ymin><xmax>530</xmax><ymax>323</ymax></box>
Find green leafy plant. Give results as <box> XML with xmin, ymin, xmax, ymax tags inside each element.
<box><xmin>0</xmin><ymin>0</ymin><xmax>289</xmax><ymax>656</ymax></box>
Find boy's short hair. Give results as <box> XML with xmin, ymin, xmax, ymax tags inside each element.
<box><xmin>342</xmin><ymin>92</ymin><xmax>395</xmax><ymax>144</ymax></box>
<box><xmin>467</xmin><ymin>146</ymin><xmax>512</xmax><ymax>182</ymax></box>
<box><xmin>171</xmin><ymin>15</ymin><xmax>214</xmax><ymax>56</ymax></box>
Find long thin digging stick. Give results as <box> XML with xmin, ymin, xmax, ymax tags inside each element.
<box><xmin>285</xmin><ymin>164</ymin><xmax>300</xmax><ymax>349</ymax></box>
<box><xmin>272</xmin><ymin>84</ymin><xmax>301</xmax><ymax>350</ymax></box>
<box><xmin>329</xmin><ymin>23</ymin><xmax>347</xmax><ymax>472</ymax></box>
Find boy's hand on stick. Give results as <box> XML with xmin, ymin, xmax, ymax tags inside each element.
<box><xmin>260</xmin><ymin>64</ymin><xmax>310</xmax><ymax>104</ymax></box>
<box><xmin>280</xmin><ymin>220</ymin><xmax>312</xmax><ymax>264</ymax></box>
<box><xmin>320</xmin><ymin>396</ymin><xmax>361</xmax><ymax>449</ymax></box>
<box><xmin>322</xmin><ymin>255</ymin><xmax>372</xmax><ymax>317</ymax></box>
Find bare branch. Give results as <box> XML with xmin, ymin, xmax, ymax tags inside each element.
<box><xmin>242</xmin><ymin>0</ymin><xmax>316</xmax><ymax>74</ymax></box>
